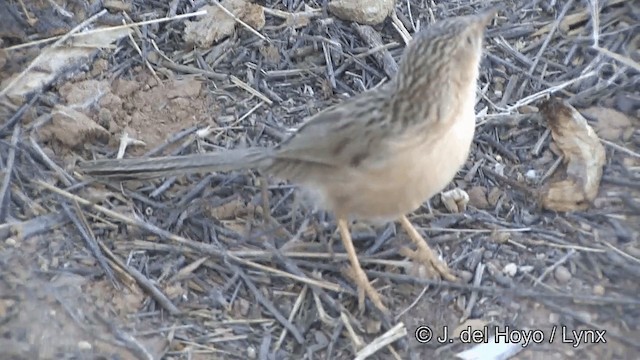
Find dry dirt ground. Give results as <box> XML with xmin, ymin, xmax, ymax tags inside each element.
<box><xmin>1</xmin><ymin>0</ymin><xmax>639</xmax><ymax>359</ymax></box>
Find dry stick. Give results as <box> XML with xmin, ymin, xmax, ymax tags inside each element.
<box><xmin>352</xmin><ymin>24</ymin><xmax>399</xmax><ymax>79</ymax></box>
<box><xmin>36</xmin><ymin>180</ymin><xmax>229</xmax><ymax>254</ymax></box>
<box><xmin>528</xmin><ymin>0</ymin><xmax>575</xmax><ymax>77</ymax></box>
<box><xmin>0</xmin><ymin>124</ymin><xmax>20</xmax><ymax>222</ymax></box>
<box><xmin>593</xmin><ymin>46</ymin><xmax>640</xmax><ymax>73</ymax></box>
<box><xmin>95</xmin><ymin>243</ymin><xmax>139</xmax><ymax>292</ymax></box>
<box><xmin>116</xmin><ymin>132</ymin><xmax>146</xmax><ymax>159</ymax></box>
<box><xmin>29</xmin><ymin>136</ymin><xmax>74</xmax><ymax>187</ymax></box>
<box><xmin>540</xmin><ymin>299</ymin><xmax>640</xmax><ymax>350</ymax></box>
<box><xmin>482</xmin><ymin>166</ymin><xmax>537</xmax><ymax>197</ymax></box>
<box><xmin>125</xmin><ymin>264</ymin><xmax>181</xmax><ymax>316</ymax></box>
<box><xmin>310</xmin><ymin>285</ymin><xmax>339</xmax><ymax>327</ymax></box>
<box><xmin>224</xmin><ymin>259</ymin><xmax>305</xmax><ymax>344</ymax></box>
<box><xmin>341</xmin><ymin>312</ymin><xmax>364</xmax><ymax>350</ymax></box>
<box><xmin>354</xmin><ymin>322</ymin><xmax>407</xmax><ymax>360</ymax></box>
<box><xmin>601</xmin><ymin>241</ymin><xmax>640</xmax><ymax>265</ymax></box>
<box><xmin>478</xmin><ymin>134</ymin><xmax>519</xmax><ymax>163</ymax></box>
<box><xmin>94</xmin><ymin>312</ymin><xmax>156</xmax><ymax>360</ymax></box>
<box><xmin>584</xmin><ymin>0</ymin><xmax>640</xmax><ymax>72</ymax></box>
<box><xmin>142</xmin><ymin>126</ymin><xmax>200</xmax><ymax>157</ymax></box>
<box><xmin>364</xmin><ymin>270</ymin><xmax>640</xmax><ymax>305</ymax></box>
<box><xmin>326</xmin><ymin>319</ymin><xmax>345</xmax><ymax>358</ymax></box>
<box><xmin>274</xmin><ymin>285</ymin><xmax>308</xmax><ymax>351</ymax></box>
<box><xmin>394</xmin><ymin>285</ymin><xmax>429</xmax><ymax>322</ymax></box>
<box><xmin>0</xmin><ymin>9</ymin><xmax>108</xmax><ymax>97</ymax></box>
<box><xmin>532</xmin><ymin>128</ymin><xmax>551</xmax><ymax>156</ymax></box>
<box><xmin>2</xmin><ymin>10</ymin><xmax>208</xmax><ymax>51</ymax></box>
<box><xmin>230</xmin><ymin>255</ymin><xmax>342</xmax><ymax>292</ymax></box>
<box><xmin>229</xmin><ymin>75</ymin><xmax>274</xmax><ymax>105</ymax></box>
<box><xmin>37</xmin><ymin>180</ymin><xmax>344</xmax><ymax>292</ymax></box>
<box><xmin>506</xmin><ymin>70</ymin><xmax>598</xmax><ymax>112</ymax></box>
<box><xmin>390</xmin><ymin>10</ymin><xmax>412</xmax><ymax>44</ymax></box>
<box><xmin>265</xmin><ymin>242</ymin><xmax>343</xmax><ymax>313</ymax></box>
<box><xmin>15</xmin><ymin>0</ymin><xmax>32</xmax><ymax>23</ymax></box>
<box><xmin>600</xmin><ymin>139</ymin><xmax>640</xmax><ymax>158</ymax></box>
<box><xmin>88</xmin><ymin>218</ymin><xmax>630</xmax><ymax>298</ymax></box>
<box><xmin>404</xmin><ymin>0</ymin><xmax>416</xmax><ymax>32</ymax></box>
<box><xmin>147</xmin><ymin>53</ymin><xmax>228</xmax><ymax>81</ymax></box>
<box><xmin>539</xmin><ymin>155</ymin><xmax>564</xmax><ymax>184</ymax></box>
<box><xmin>322</xmin><ymin>41</ymin><xmax>337</xmax><ymax>89</ymax></box>
<box><xmin>0</xmin><ymin>94</ymin><xmax>38</xmax><ymax>135</ymax></box>
<box><xmin>533</xmin><ymin>249</ymin><xmax>576</xmax><ymax>287</ymax></box>
<box><xmin>212</xmin><ymin>0</ymin><xmax>268</xmax><ymax>42</ymax></box>
<box><xmin>261</xmin><ymin>6</ymin><xmax>322</xmax><ymax>23</ymax></box>
<box><xmin>589</xmin><ymin>0</ymin><xmax>600</xmax><ymax>48</ymax></box>
<box><xmin>122</xmin><ymin>12</ymin><xmax>163</xmax><ymax>86</ymax></box>
<box><xmin>61</xmin><ymin>203</ymin><xmax>119</xmax><ymax>288</ymax></box>
<box><xmin>168</xmin><ymin>257</ymin><xmax>209</xmax><ymax>283</ymax></box>
<box><xmin>260</xmin><ymin>177</ymin><xmax>273</xmax><ymax>223</ymax></box>
<box><xmin>461</xmin><ymin>262</ymin><xmax>486</xmax><ymax>323</ymax></box>
<box><xmin>0</xmin><ymin>213</ymin><xmax>69</xmax><ymax>240</ymax></box>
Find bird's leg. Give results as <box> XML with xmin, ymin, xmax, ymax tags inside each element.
<box><xmin>337</xmin><ymin>218</ymin><xmax>388</xmax><ymax>314</ymax></box>
<box><xmin>398</xmin><ymin>215</ymin><xmax>457</xmax><ymax>281</ymax></box>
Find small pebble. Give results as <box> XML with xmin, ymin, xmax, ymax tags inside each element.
<box><xmin>519</xmin><ymin>105</ymin><xmax>538</xmax><ymax>114</ymax></box>
<box><xmin>5</xmin><ymin>238</ymin><xmax>17</xmax><ymax>246</ymax></box>
<box><xmin>364</xmin><ymin>319</ymin><xmax>381</xmax><ymax>334</ymax></box>
<box><xmin>247</xmin><ymin>346</ymin><xmax>257</xmax><ymax>359</ymax></box>
<box><xmin>503</xmin><ymin>263</ymin><xmax>518</xmax><ymax>277</ymax></box>
<box><xmin>525</xmin><ymin>169</ymin><xmax>538</xmax><ymax>181</ymax></box>
<box><xmin>519</xmin><ymin>265</ymin><xmax>534</xmax><ymax>273</ymax></box>
<box><xmin>494</xmin><ymin>232</ymin><xmax>510</xmax><ymax>244</ymax></box>
<box><xmin>328</xmin><ymin>0</ymin><xmax>394</xmax><ymax>25</ymax></box>
<box><xmin>467</xmin><ymin>186</ymin><xmax>489</xmax><ymax>209</ymax></box>
<box><xmin>521</xmin><ymin>210</ymin><xmax>539</xmax><ymax>225</ymax></box>
<box><xmin>459</xmin><ymin>270</ymin><xmax>474</xmax><ymax>283</ymax></box>
<box><xmin>77</xmin><ymin>341</ymin><xmax>92</xmax><ymax>350</ymax></box>
<box><xmin>593</xmin><ymin>284</ymin><xmax>605</xmax><ymax>296</ymax></box>
<box><xmin>487</xmin><ymin>187</ymin><xmax>504</xmax><ymax>207</ymax></box>
<box><xmin>575</xmin><ymin>311</ymin><xmax>592</xmax><ymax>323</ymax></box>
<box><xmin>554</xmin><ymin>266</ymin><xmax>572</xmax><ymax>284</ymax></box>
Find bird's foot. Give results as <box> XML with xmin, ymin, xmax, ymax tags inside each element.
<box><xmin>400</xmin><ymin>245</ymin><xmax>457</xmax><ymax>282</ymax></box>
<box><xmin>344</xmin><ymin>264</ymin><xmax>389</xmax><ymax>315</ymax></box>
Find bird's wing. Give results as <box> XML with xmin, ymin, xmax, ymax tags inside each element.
<box><xmin>273</xmin><ymin>87</ymin><xmax>394</xmax><ymax>168</ymax></box>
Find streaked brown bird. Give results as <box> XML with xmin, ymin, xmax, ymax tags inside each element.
<box><xmin>79</xmin><ymin>9</ymin><xmax>496</xmax><ymax>314</ymax></box>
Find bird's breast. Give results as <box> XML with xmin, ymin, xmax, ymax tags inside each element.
<box><xmin>304</xmin><ymin>109</ymin><xmax>476</xmax><ymax>222</ymax></box>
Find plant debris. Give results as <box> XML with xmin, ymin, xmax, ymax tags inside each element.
<box><xmin>539</xmin><ymin>97</ymin><xmax>607</xmax><ymax>212</ymax></box>
<box><xmin>1</xmin><ymin>0</ymin><xmax>639</xmax><ymax>359</ymax></box>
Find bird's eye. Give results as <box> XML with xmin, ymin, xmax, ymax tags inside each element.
<box><xmin>465</xmin><ymin>35</ymin><xmax>474</xmax><ymax>46</ymax></box>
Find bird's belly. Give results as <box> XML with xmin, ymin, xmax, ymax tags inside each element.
<box><xmin>310</xmin><ymin>113</ymin><xmax>476</xmax><ymax>221</ymax></box>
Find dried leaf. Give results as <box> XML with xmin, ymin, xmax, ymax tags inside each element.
<box><xmin>1</xmin><ymin>27</ymin><xmax>131</xmax><ymax>102</ymax></box>
<box><xmin>532</xmin><ymin>0</ymin><xmax>628</xmax><ymax>37</ymax></box>
<box><xmin>183</xmin><ymin>1</ymin><xmax>265</xmax><ymax>47</ymax></box>
<box><xmin>441</xmin><ymin>188</ymin><xmax>469</xmax><ymax>213</ymax></box>
<box><xmin>539</xmin><ymin>98</ymin><xmax>606</xmax><ymax>212</ymax></box>
<box><xmin>207</xmin><ymin>196</ymin><xmax>257</xmax><ymax>220</ymax></box>
<box><xmin>40</xmin><ymin>105</ymin><xmax>110</xmax><ymax>148</ymax></box>
<box><xmin>467</xmin><ymin>186</ymin><xmax>489</xmax><ymax>209</ymax></box>
<box><xmin>580</xmin><ymin>106</ymin><xmax>637</xmax><ymax>141</ymax></box>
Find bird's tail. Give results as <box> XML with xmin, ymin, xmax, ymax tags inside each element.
<box><xmin>78</xmin><ymin>148</ymin><xmax>270</xmax><ymax>180</ymax></box>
